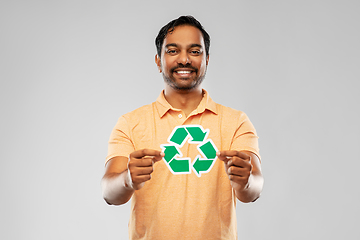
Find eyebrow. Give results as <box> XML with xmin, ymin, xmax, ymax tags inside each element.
<box><xmin>189</xmin><ymin>44</ymin><xmax>203</xmax><ymax>49</ymax></box>
<box><xmin>165</xmin><ymin>43</ymin><xmax>203</xmax><ymax>49</ymax></box>
<box><xmin>164</xmin><ymin>43</ymin><xmax>178</xmax><ymax>49</ymax></box>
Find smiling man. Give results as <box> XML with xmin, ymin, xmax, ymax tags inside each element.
<box><xmin>156</xmin><ymin>25</ymin><xmax>208</xmax><ymax>92</ymax></box>
<box><xmin>102</xmin><ymin>16</ymin><xmax>264</xmax><ymax>240</ymax></box>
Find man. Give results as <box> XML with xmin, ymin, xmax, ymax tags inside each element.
<box><xmin>102</xmin><ymin>16</ymin><xmax>263</xmax><ymax>240</ymax></box>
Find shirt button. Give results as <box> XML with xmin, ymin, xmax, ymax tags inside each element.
<box><xmin>178</xmin><ymin>114</ymin><xmax>182</xmax><ymax>118</ymax></box>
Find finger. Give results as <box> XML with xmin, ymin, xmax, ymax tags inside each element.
<box><xmin>131</xmin><ymin>149</ymin><xmax>164</xmax><ymax>159</ymax></box>
<box><xmin>152</xmin><ymin>152</ymin><xmax>165</xmax><ymax>163</ymax></box>
<box><xmin>228</xmin><ymin>174</ymin><xmax>247</xmax><ymax>182</ymax></box>
<box><xmin>216</xmin><ymin>151</ymin><xmax>235</xmax><ymax>162</ymax></box>
<box><xmin>228</xmin><ymin>156</ymin><xmax>252</xmax><ymax>168</ymax></box>
<box><xmin>131</xmin><ymin>174</ymin><xmax>152</xmax><ymax>185</ymax></box>
<box><xmin>132</xmin><ymin>166</ymin><xmax>154</xmax><ymax>176</ymax></box>
<box><xmin>129</xmin><ymin>157</ymin><xmax>153</xmax><ymax>167</ymax></box>
<box><xmin>217</xmin><ymin>150</ymin><xmax>239</xmax><ymax>158</ymax></box>
<box><xmin>228</xmin><ymin>165</ymin><xmax>251</xmax><ymax>177</ymax></box>
<box><xmin>217</xmin><ymin>150</ymin><xmax>251</xmax><ymax>162</ymax></box>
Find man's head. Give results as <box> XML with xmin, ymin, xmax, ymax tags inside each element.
<box><xmin>155</xmin><ymin>16</ymin><xmax>210</xmax><ymax>59</ymax></box>
<box><xmin>155</xmin><ymin>16</ymin><xmax>210</xmax><ymax>91</ymax></box>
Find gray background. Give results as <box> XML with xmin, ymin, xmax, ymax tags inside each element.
<box><xmin>1</xmin><ymin>0</ymin><xmax>359</xmax><ymax>239</ymax></box>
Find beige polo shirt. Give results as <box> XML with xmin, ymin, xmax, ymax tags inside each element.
<box><xmin>106</xmin><ymin>90</ymin><xmax>260</xmax><ymax>240</ymax></box>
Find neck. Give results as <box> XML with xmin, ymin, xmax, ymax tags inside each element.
<box><xmin>164</xmin><ymin>86</ymin><xmax>204</xmax><ymax>117</ymax></box>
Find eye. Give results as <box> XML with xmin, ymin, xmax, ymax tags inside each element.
<box><xmin>166</xmin><ymin>49</ymin><xmax>177</xmax><ymax>55</ymax></box>
<box><xmin>190</xmin><ymin>50</ymin><xmax>201</xmax><ymax>55</ymax></box>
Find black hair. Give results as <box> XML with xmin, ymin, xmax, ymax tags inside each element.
<box><xmin>155</xmin><ymin>15</ymin><xmax>210</xmax><ymax>58</ymax></box>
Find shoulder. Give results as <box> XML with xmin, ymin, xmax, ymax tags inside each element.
<box><xmin>117</xmin><ymin>102</ymin><xmax>156</xmax><ymax>127</ymax></box>
<box><xmin>123</xmin><ymin>103</ymin><xmax>154</xmax><ymax>118</ymax></box>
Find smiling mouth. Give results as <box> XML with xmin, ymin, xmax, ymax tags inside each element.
<box><xmin>173</xmin><ymin>68</ymin><xmax>197</xmax><ymax>77</ymax></box>
<box><xmin>173</xmin><ymin>70</ymin><xmax>195</xmax><ymax>79</ymax></box>
<box><xmin>176</xmin><ymin>70</ymin><xmax>192</xmax><ymax>74</ymax></box>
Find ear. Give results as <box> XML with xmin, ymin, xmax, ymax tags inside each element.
<box><xmin>206</xmin><ymin>54</ymin><xmax>209</xmax><ymax>66</ymax></box>
<box><xmin>155</xmin><ymin>54</ymin><xmax>162</xmax><ymax>73</ymax></box>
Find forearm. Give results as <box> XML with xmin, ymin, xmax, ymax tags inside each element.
<box><xmin>101</xmin><ymin>170</ymin><xmax>134</xmax><ymax>205</ymax></box>
<box><xmin>235</xmin><ymin>173</ymin><xmax>264</xmax><ymax>203</ymax></box>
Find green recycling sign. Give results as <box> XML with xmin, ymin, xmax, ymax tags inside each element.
<box><xmin>160</xmin><ymin>125</ymin><xmax>218</xmax><ymax>177</ymax></box>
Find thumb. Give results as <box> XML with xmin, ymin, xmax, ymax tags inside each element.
<box><xmin>216</xmin><ymin>151</ymin><xmax>229</xmax><ymax>163</ymax></box>
<box><xmin>153</xmin><ymin>151</ymin><xmax>165</xmax><ymax>163</ymax></box>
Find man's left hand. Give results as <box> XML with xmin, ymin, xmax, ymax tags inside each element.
<box><xmin>217</xmin><ymin>150</ymin><xmax>253</xmax><ymax>192</ymax></box>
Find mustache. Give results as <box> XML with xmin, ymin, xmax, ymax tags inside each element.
<box><xmin>170</xmin><ymin>63</ymin><xmax>197</xmax><ymax>72</ymax></box>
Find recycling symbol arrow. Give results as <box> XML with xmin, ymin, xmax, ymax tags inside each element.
<box><xmin>160</xmin><ymin>125</ymin><xmax>218</xmax><ymax>177</ymax></box>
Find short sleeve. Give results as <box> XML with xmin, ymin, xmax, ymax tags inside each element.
<box><xmin>230</xmin><ymin>113</ymin><xmax>260</xmax><ymax>160</ymax></box>
<box><xmin>106</xmin><ymin>116</ymin><xmax>135</xmax><ymax>164</ymax></box>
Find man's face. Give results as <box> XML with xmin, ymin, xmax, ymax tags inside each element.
<box><xmin>156</xmin><ymin>25</ymin><xmax>209</xmax><ymax>91</ymax></box>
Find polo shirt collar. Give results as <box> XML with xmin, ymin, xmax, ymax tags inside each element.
<box><xmin>156</xmin><ymin>89</ymin><xmax>218</xmax><ymax>118</ymax></box>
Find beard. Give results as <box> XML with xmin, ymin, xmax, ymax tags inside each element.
<box><xmin>162</xmin><ymin>63</ymin><xmax>207</xmax><ymax>91</ymax></box>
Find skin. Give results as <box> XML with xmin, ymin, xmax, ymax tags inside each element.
<box><xmin>155</xmin><ymin>25</ymin><xmax>209</xmax><ymax>117</ymax></box>
<box><xmin>102</xmin><ymin>150</ymin><xmax>164</xmax><ymax>205</ymax></box>
<box><xmin>102</xmin><ymin>25</ymin><xmax>263</xmax><ymax>205</ymax></box>
<box><xmin>217</xmin><ymin>150</ymin><xmax>263</xmax><ymax>203</ymax></box>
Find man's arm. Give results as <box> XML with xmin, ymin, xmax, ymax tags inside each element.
<box><xmin>101</xmin><ymin>149</ymin><xmax>164</xmax><ymax>205</ymax></box>
<box><xmin>217</xmin><ymin>150</ymin><xmax>264</xmax><ymax>203</ymax></box>
<box><xmin>101</xmin><ymin>156</ymin><xmax>133</xmax><ymax>205</ymax></box>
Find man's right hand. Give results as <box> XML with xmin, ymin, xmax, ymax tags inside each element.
<box><xmin>126</xmin><ymin>149</ymin><xmax>164</xmax><ymax>190</ymax></box>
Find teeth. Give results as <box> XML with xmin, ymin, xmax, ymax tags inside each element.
<box><xmin>177</xmin><ymin>71</ymin><xmax>191</xmax><ymax>74</ymax></box>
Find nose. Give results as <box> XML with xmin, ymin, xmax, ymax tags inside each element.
<box><xmin>177</xmin><ymin>51</ymin><xmax>191</xmax><ymax>65</ymax></box>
